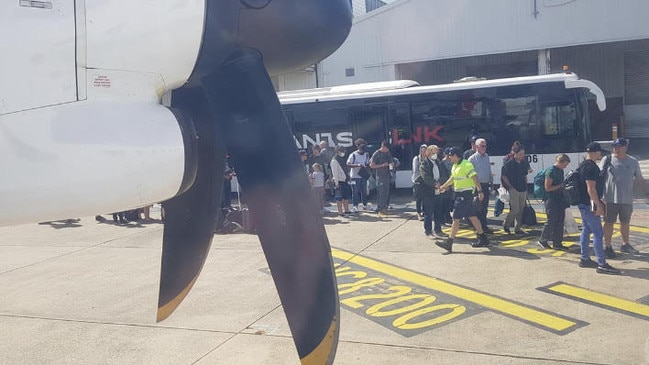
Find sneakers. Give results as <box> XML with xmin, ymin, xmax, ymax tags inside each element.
<box><xmin>515</xmin><ymin>228</ymin><xmax>526</xmax><ymax>235</ymax></box>
<box><xmin>435</xmin><ymin>238</ymin><xmax>453</xmax><ymax>253</ymax></box>
<box><xmin>377</xmin><ymin>210</ymin><xmax>387</xmax><ymax>218</ymax></box>
<box><xmin>503</xmin><ymin>226</ymin><xmax>511</xmax><ymax>234</ymax></box>
<box><xmin>363</xmin><ymin>204</ymin><xmax>372</xmax><ymax>211</ymax></box>
<box><xmin>425</xmin><ymin>231</ymin><xmax>433</xmax><ymax>237</ymax></box>
<box><xmin>553</xmin><ymin>243</ymin><xmax>567</xmax><ymax>250</ymax></box>
<box><xmin>472</xmin><ymin>233</ymin><xmax>490</xmax><ymax>248</ymax></box>
<box><xmin>578</xmin><ymin>258</ymin><xmax>599</xmax><ymax>268</ymax></box>
<box><xmin>418</xmin><ymin>213</ymin><xmax>425</xmax><ymax>221</ymax></box>
<box><xmin>596</xmin><ymin>263</ymin><xmax>621</xmax><ymax>275</ymax></box>
<box><xmin>620</xmin><ymin>244</ymin><xmax>640</xmax><ymax>254</ymax></box>
<box><xmin>350</xmin><ymin>207</ymin><xmax>358</xmax><ymax>213</ymax></box>
<box><xmin>604</xmin><ymin>246</ymin><xmax>617</xmax><ymax>259</ymax></box>
<box><xmin>537</xmin><ymin>240</ymin><xmax>552</xmax><ymax>249</ymax></box>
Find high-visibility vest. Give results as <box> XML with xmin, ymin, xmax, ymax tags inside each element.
<box><xmin>452</xmin><ymin>159</ymin><xmax>477</xmax><ymax>192</ymax></box>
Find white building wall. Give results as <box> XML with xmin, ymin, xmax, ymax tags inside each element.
<box><xmin>275</xmin><ymin>70</ymin><xmax>318</xmax><ymax>91</ymax></box>
<box><xmin>351</xmin><ymin>0</ymin><xmax>366</xmax><ymax>17</ymax></box>
<box><xmin>319</xmin><ymin>0</ymin><xmax>649</xmax><ymax>86</ymax></box>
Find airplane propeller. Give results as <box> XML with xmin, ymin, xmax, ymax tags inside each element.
<box><xmin>155</xmin><ymin>1</ymin><xmax>351</xmax><ymax>364</ymax></box>
<box><xmin>202</xmin><ymin>48</ymin><xmax>339</xmax><ymax>364</ymax></box>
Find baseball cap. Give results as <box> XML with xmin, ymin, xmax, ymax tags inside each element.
<box><xmin>419</xmin><ymin>144</ymin><xmax>428</xmax><ymax>149</ymax></box>
<box><xmin>612</xmin><ymin>138</ymin><xmax>629</xmax><ymax>147</ymax></box>
<box><xmin>445</xmin><ymin>147</ymin><xmax>462</xmax><ymax>157</ymax></box>
<box><xmin>585</xmin><ymin>142</ymin><xmax>603</xmax><ymax>152</ymax></box>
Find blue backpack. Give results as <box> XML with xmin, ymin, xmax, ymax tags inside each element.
<box><xmin>533</xmin><ymin>169</ymin><xmax>547</xmax><ymax>200</ymax></box>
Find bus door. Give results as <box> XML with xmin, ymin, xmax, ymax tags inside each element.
<box><xmin>387</xmin><ymin>103</ymin><xmax>415</xmax><ymax>188</ymax></box>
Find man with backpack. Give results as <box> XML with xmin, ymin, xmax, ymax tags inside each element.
<box><xmin>537</xmin><ymin>154</ymin><xmax>570</xmax><ymax>250</ymax></box>
<box><xmin>601</xmin><ymin>138</ymin><xmax>646</xmax><ymax>258</ymax></box>
<box><xmin>576</xmin><ymin>142</ymin><xmax>620</xmax><ymax>274</ymax></box>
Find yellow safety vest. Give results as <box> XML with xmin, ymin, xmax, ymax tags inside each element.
<box><xmin>452</xmin><ymin>159</ymin><xmax>477</xmax><ymax>192</ymax></box>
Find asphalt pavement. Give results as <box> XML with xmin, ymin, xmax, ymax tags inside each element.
<box><xmin>1</xmin><ymin>186</ymin><xmax>649</xmax><ymax>365</ymax></box>
<box><xmin>2</xmin><ymin>139</ymin><xmax>649</xmax><ymax>365</ymax></box>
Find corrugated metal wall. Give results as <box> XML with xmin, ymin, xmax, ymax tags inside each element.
<box><xmin>624</xmin><ymin>47</ymin><xmax>649</xmax><ymax>137</ymax></box>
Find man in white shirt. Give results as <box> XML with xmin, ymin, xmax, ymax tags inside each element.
<box><xmin>346</xmin><ymin>138</ymin><xmax>371</xmax><ymax>212</ymax></box>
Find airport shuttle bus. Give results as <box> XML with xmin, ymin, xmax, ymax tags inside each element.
<box><xmin>278</xmin><ymin>72</ymin><xmax>606</xmax><ymax>188</ymax></box>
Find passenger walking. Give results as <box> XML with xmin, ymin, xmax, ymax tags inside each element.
<box><xmin>501</xmin><ymin>144</ymin><xmax>530</xmax><ymax>234</ymax></box>
<box><xmin>601</xmin><ymin>138</ymin><xmax>647</xmax><ymax>257</ymax></box>
<box><xmin>419</xmin><ymin>145</ymin><xmax>449</xmax><ymax>238</ymax></box>
<box><xmin>467</xmin><ymin>138</ymin><xmax>493</xmax><ymax>233</ymax></box>
<box><xmin>435</xmin><ymin>147</ymin><xmax>490</xmax><ymax>252</ymax></box>
<box><xmin>576</xmin><ymin>142</ymin><xmax>620</xmax><ymax>274</ymax></box>
<box><xmin>330</xmin><ymin>145</ymin><xmax>352</xmax><ymax>217</ymax></box>
<box><xmin>537</xmin><ymin>153</ymin><xmax>570</xmax><ymax>250</ymax></box>
<box><xmin>370</xmin><ymin>141</ymin><xmax>394</xmax><ymax>217</ymax></box>
<box><xmin>347</xmin><ymin>138</ymin><xmax>371</xmax><ymax>212</ymax></box>
<box><xmin>412</xmin><ymin>144</ymin><xmax>428</xmax><ymax>220</ymax></box>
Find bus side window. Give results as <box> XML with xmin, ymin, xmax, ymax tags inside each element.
<box><xmin>389</xmin><ymin>105</ymin><xmax>412</xmax><ymax>170</ymax></box>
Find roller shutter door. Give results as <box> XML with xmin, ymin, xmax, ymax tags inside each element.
<box><xmin>623</xmin><ymin>49</ymin><xmax>649</xmax><ymax>137</ymax></box>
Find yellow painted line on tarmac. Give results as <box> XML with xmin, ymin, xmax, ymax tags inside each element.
<box><xmin>489</xmin><ymin>207</ymin><xmax>649</xmax><ymax>233</ymax></box>
<box><xmin>542</xmin><ymin>282</ymin><xmax>649</xmax><ymax>320</ymax></box>
<box><xmin>332</xmin><ymin>249</ymin><xmax>580</xmax><ymax>333</ymax></box>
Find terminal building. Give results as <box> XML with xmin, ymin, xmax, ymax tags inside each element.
<box><xmin>274</xmin><ymin>0</ymin><xmax>649</xmax><ymax>141</ymax></box>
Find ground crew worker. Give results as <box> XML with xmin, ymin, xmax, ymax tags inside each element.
<box><xmin>436</xmin><ymin>147</ymin><xmax>490</xmax><ymax>253</ymax></box>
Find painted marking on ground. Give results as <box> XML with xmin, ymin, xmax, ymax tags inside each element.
<box><xmin>332</xmin><ymin>249</ymin><xmax>585</xmax><ymax>334</ymax></box>
<box><xmin>491</xmin><ymin>207</ymin><xmax>649</xmax><ymax>233</ymax></box>
<box><xmin>538</xmin><ymin>282</ymin><xmax>649</xmax><ymax>320</ymax></box>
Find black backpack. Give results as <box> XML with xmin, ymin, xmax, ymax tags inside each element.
<box><xmin>563</xmin><ymin>167</ymin><xmax>582</xmax><ymax>206</ymax></box>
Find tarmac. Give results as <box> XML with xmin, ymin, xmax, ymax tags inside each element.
<box><xmin>2</xmin><ymin>141</ymin><xmax>649</xmax><ymax>365</ymax></box>
<box><xmin>1</xmin><ymin>188</ymin><xmax>649</xmax><ymax>364</ymax></box>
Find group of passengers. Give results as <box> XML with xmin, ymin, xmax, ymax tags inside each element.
<box><xmin>302</xmin><ymin>138</ymin><xmax>400</xmax><ymax>218</ymax></box>
<box><xmin>300</xmin><ymin>134</ymin><xmax>646</xmax><ymax>275</ymax></box>
<box><xmin>420</xmin><ymin>136</ymin><xmax>646</xmax><ymax>275</ymax></box>
<box><xmin>526</xmin><ymin>138</ymin><xmax>645</xmax><ymax>274</ymax></box>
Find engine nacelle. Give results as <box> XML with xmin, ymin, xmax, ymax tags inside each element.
<box><xmin>0</xmin><ymin>103</ymin><xmax>193</xmax><ymax>226</ymax></box>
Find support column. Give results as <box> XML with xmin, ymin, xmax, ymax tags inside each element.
<box><xmin>538</xmin><ymin>49</ymin><xmax>551</xmax><ymax>75</ymax></box>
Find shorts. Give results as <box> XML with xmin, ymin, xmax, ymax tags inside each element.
<box><xmin>334</xmin><ymin>181</ymin><xmax>352</xmax><ymax>201</ymax></box>
<box><xmin>452</xmin><ymin>191</ymin><xmax>478</xmax><ymax>219</ymax></box>
<box><xmin>604</xmin><ymin>203</ymin><xmax>633</xmax><ymax>224</ymax></box>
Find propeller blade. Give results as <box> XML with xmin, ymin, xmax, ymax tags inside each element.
<box><xmin>156</xmin><ymin>88</ymin><xmax>227</xmax><ymax>322</ymax></box>
<box><xmin>201</xmin><ymin>48</ymin><xmax>339</xmax><ymax>365</ymax></box>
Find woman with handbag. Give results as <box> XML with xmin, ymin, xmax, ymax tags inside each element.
<box><xmin>419</xmin><ymin>145</ymin><xmax>449</xmax><ymax>238</ymax></box>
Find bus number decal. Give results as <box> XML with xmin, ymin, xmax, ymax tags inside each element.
<box><xmin>527</xmin><ymin>154</ymin><xmax>539</xmax><ymax>163</ymax></box>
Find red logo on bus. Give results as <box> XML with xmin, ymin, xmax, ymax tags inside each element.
<box><xmin>392</xmin><ymin>126</ymin><xmax>444</xmax><ymax>144</ymax></box>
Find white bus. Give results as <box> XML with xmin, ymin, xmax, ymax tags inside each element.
<box><xmin>278</xmin><ymin>72</ymin><xmax>606</xmax><ymax>188</ymax></box>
